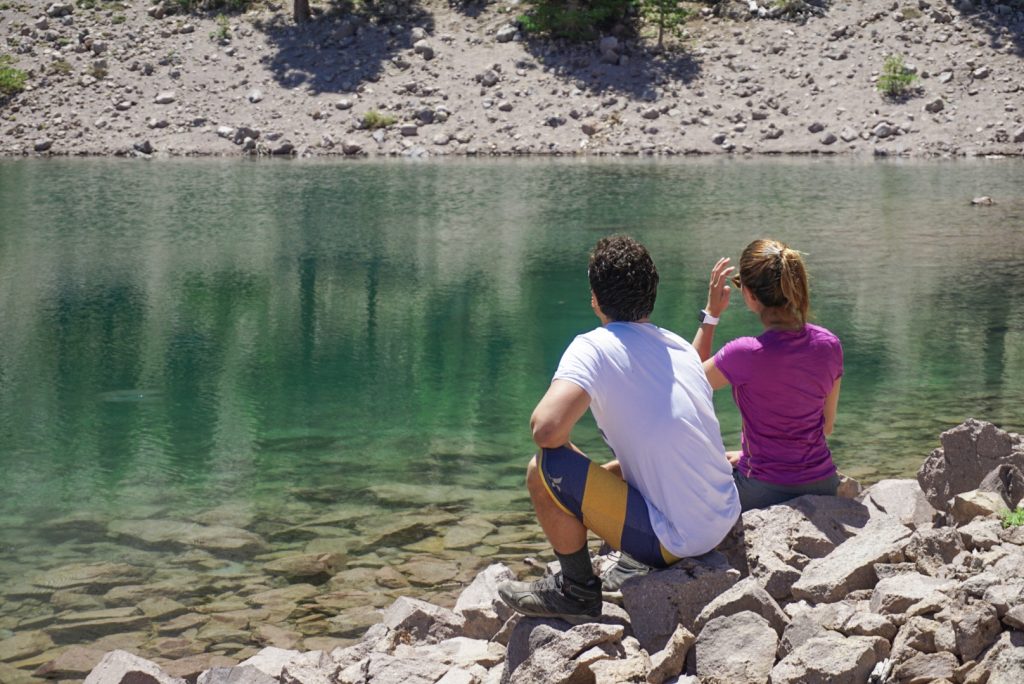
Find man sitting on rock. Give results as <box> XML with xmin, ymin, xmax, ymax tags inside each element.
<box><xmin>498</xmin><ymin>236</ymin><xmax>741</xmax><ymax>622</ymax></box>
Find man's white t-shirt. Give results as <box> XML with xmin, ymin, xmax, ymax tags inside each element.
<box><xmin>553</xmin><ymin>321</ymin><xmax>740</xmax><ymax>558</ymax></box>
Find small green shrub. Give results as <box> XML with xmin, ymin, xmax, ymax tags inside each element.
<box><xmin>1002</xmin><ymin>508</ymin><xmax>1024</xmax><ymax>528</ymax></box>
<box><xmin>362</xmin><ymin>110</ymin><xmax>397</xmax><ymax>129</ymax></box>
<box><xmin>49</xmin><ymin>59</ymin><xmax>73</xmax><ymax>75</ymax></box>
<box><xmin>112</xmin><ymin>13</ymin><xmax>126</xmax><ymax>23</ymax></box>
<box><xmin>877</xmin><ymin>54</ymin><xmax>917</xmax><ymax>98</ymax></box>
<box><xmin>641</xmin><ymin>0</ymin><xmax>692</xmax><ymax>48</ymax></box>
<box><xmin>211</xmin><ymin>13</ymin><xmax>231</xmax><ymax>40</ymax></box>
<box><xmin>518</xmin><ymin>0</ymin><xmax>631</xmax><ymax>40</ymax></box>
<box><xmin>0</xmin><ymin>54</ymin><xmax>28</xmax><ymax>97</ymax></box>
<box><xmin>88</xmin><ymin>62</ymin><xmax>107</xmax><ymax>79</ymax></box>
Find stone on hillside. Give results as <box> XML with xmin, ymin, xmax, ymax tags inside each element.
<box><xmin>693</xmin><ymin>577</ymin><xmax>789</xmax><ymax>636</ymax></box>
<box><xmin>342</xmin><ymin>141</ymin><xmax>362</xmax><ymax>155</ymax></box>
<box><xmin>264</xmin><ymin>553</ymin><xmax>344</xmax><ymax>584</ymax></box>
<box><xmin>34</xmin><ymin>139</ymin><xmax>54</xmax><ymax>152</ymax></box>
<box><xmin>791</xmin><ymin>519</ymin><xmax>912</xmax><ymax>603</ymax></box>
<box><xmin>980</xmin><ymin>463</ymin><xmax>1024</xmax><ymax>509</ymax></box>
<box><xmin>808</xmin><ymin>122</ymin><xmax>825</xmax><ymax>133</ymax></box>
<box><xmin>155</xmin><ymin>91</ymin><xmax>176</xmax><ymax>104</ymax></box>
<box><xmin>890</xmin><ymin>616</ymin><xmax>940</xmax><ymax>662</ymax></box>
<box><xmin>647</xmin><ymin>624</ymin><xmax>694</xmax><ymax>684</ymax></box>
<box><xmin>427</xmin><ymin>637</ymin><xmax>505</xmax><ymax>669</ymax></box>
<box><xmin>413</xmin><ymin>40</ymin><xmax>434</xmax><ymax>60</ymax></box>
<box><xmin>925</xmin><ymin>98</ymin><xmax>945</xmax><ymax>113</ymax></box>
<box><xmin>770</xmin><ymin>632</ymin><xmax>879</xmax><ymax>684</ymax></box>
<box><xmin>917</xmin><ymin>419</ymin><xmax>1023</xmax><ymax>512</ymax></box>
<box><xmin>987</xmin><ymin>646</ymin><xmax>1024</xmax><ymax>684</ymax></box>
<box><xmin>821</xmin><ymin>133</ymin><xmax>837</xmax><ymax>145</ymax></box>
<box><xmin>950</xmin><ymin>489</ymin><xmax>1005</xmax><ymax>524</ymax></box>
<box><xmin>841</xmin><ymin>613</ymin><xmax>896</xmax><ymax>640</ymax></box>
<box><xmin>247</xmin><ymin>89</ymin><xmax>264</xmax><ymax>103</ymax></box>
<box><xmin>496</xmin><ymin>24</ymin><xmax>517</xmax><ymax>43</ymax></box>
<box><xmin>621</xmin><ymin>551</ymin><xmax>740</xmax><ymax>652</ymax></box>
<box><xmin>891</xmin><ymin>651</ymin><xmax>958</xmax><ymax>683</ymax></box>
<box><xmin>1014</xmin><ymin>127</ymin><xmax>1024</xmax><ymax>144</ymax></box>
<box><xmin>861</xmin><ymin>479</ymin><xmax>938</xmax><ymax>528</ymax></box>
<box><xmin>506</xmin><ymin>622</ymin><xmax>624</xmax><ymax>684</ymax></box>
<box><xmin>83</xmin><ymin>650</ymin><xmax>184</xmax><ymax>684</ymax></box>
<box><xmin>1004</xmin><ymin>605</ymin><xmax>1024</xmax><ymax>629</ymax></box>
<box><xmin>869</xmin><ymin>573</ymin><xmax>955</xmax><ymax>614</ymax></box>
<box><xmin>47</xmin><ymin>2</ymin><xmax>73</xmax><ymax>17</ymax></box>
<box><xmin>198</xmin><ymin>665</ymin><xmax>279</xmax><ymax>684</ymax></box>
<box><xmin>958</xmin><ymin>518</ymin><xmax>1003</xmax><ymax>551</ymax></box>
<box><xmin>692</xmin><ymin>612</ymin><xmax>777</xmax><ymax>684</ymax></box>
<box><xmin>134</xmin><ymin>140</ymin><xmax>154</xmax><ymax>155</ymax></box>
<box><xmin>454</xmin><ymin>564</ymin><xmax>516</xmax><ymax>640</ymax></box>
<box><xmin>381</xmin><ymin>596</ymin><xmax>463</xmax><ymax>643</ymax></box>
<box><xmin>478</xmin><ymin>70</ymin><xmax>499</xmax><ymax>88</ymax></box>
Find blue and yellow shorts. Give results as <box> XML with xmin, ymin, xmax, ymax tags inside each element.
<box><xmin>537</xmin><ymin>446</ymin><xmax>679</xmax><ymax>568</ymax></box>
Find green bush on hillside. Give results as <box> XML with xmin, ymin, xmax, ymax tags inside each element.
<box><xmin>518</xmin><ymin>0</ymin><xmax>632</xmax><ymax>40</ymax></box>
<box><xmin>877</xmin><ymin>54</ymin><xmax>917</xmax><ymax>98</ymax></box>
<box><xmin>0</xmin><ymin>54</ymin><xmax>28</xmax><ymax>97</ymax></box>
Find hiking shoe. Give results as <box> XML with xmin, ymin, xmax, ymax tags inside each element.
<box><xmin>599</xmin><ymin>551</ymin><xmax>652</xmax><ymax>593</ymax></box>
<box><xmin>497</xmin><ymin>572</ymin><xmax>602</xmax><ymax>623</ymax></box>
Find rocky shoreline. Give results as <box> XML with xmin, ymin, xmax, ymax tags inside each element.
<box><xmin>13</xmin><ymin>417</ymin><xmax>1020</xmax><ymax>683</ymax></box>
<box><xmin>0</xmin><ymin>1</ymin><xmax>1022</xmax><ymax>158</ymax></box>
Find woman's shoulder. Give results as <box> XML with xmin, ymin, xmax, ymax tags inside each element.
<box><xmin>805</xmin><ymin>323</ymin><xmax>842</xmax><ymax>345</ymax></box>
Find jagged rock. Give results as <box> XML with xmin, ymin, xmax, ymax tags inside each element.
<box><xmin>422</xmin><ymin>637</ymin><xmax>505</xmax><ymax>669</ymax></box>
<box><xmin>454</xmin><ymin>564</ymin><xmax>516</xmax><ymax>640</ymax></box>
<box><xmin>647</xmin><ymin>624</ymin><xmax>694</xmax><ymax>684</ymax></box>
<box><xmin>841</xmin><ymin>613</ymin><xmax>896</xmax><ymax>640</ymax></box>
<box><xmin>380</xmin><ymin>596</ymin><xmax>464</xmax><ymax>644</ymax></box>
<box><xmin>33</xmin><ymin>645</ymin><xmax>105</xmax><ymax>679</ymax></box>
<box><xmin>478</xmin><ymin>70</ymin><xmax>499</xmax><ymax>87</ymax></box>
<box><xmin>951</xmin><ymin>603</ymin><xmax>1001</xmax><ymax>660</ymax></box>
<box><xmin>869</xmin><ymin>573</ymin><xmax>955</xmax><ymax>614</ymax></box>
<box><xmin>891</xmin><ymin>651</ymin><xmax>958</xmax><ymax>683</ymax></box>
<box><xmin>771</xmin><ymin>632</ymin><xmax>880</xmax><ymax>683</ymax></box>
<box><xmin>986</xmin><ymin>646</ymin><xmax>1024</xmax><ymax>684</ymax></box>
<box><xmin>903</xmin><ymin>527</ymin><xmax>965</xmax><ymax>575</ymax></box>
<box><xmin>693</xmin><ymin>577</ymin><xmax>789</xmax><ymax>636</ymax></box>
<box><xmin>861</xmin><ymin>479</ymin><xmax>938</xmax><ymax>528</ymax></box>
<box><xmin>238</xmin><ymin>647</ymin><xmax>306</xmax><ymax>679</ymax></box>
<box><xmin>198</xmin><ymin>666</ymin><xmax>278</xmax><ymax>684</ymax></box>
<box><xmin>791</xmin><ymin>519</ymin><xmax>912</xmax><ymax>603</ymax></box>
<box><xmin>504</xmin><ymin>622</ymin><xmax>624</xmax><ymax>683</ymax></box>
<box><xmin>890</xmin><ymin>616</ymin><xmax>941</xmax><ymax>663</ymax></box>
<box><xmin>692</xmin><ymin>612</ymin><xmax>777</xmax><ymax>684</ymax></box>
<box><xmin>950</xmin><ymin>489</ymin><xmax>1005</xmax><ymax>524</ymax></box>
<box><xmin>280</xmin><ymin>650</ymin><xmax>337</xmax><ymax>684</ymax></box>
<box><xmin>345</xmin><ymin>653</ymin><xmax>449</xmax><ymax>684</ymax></box>
<box><xmin>622</xmin><ymin>552</ymin><xmax>740</xmax><ymax>652</ymax></box>
<box><xmin>34</xmin><ymin>139</ymin><xmax>54</xmax><ymax>152</ymax></box>
<box><xmin>588</xmin><ymin>651</ymin><xmax>650</xmax><ymax>682</ymax></box>
<box><xmin>917</xmin><ymin>420</ymin><xmax>1023</xmax><ymax>512</ymax></box>
<box><xmin>741</xmin><ymin>495</ymin><xmax>869</xmax><ymax>600</ymax></box>
<box><xmin>83</xmin><ymin>650</ymin><xmax>184</xmax><ymax>684</ymax></box>
<box><xmin>979</xmin><ymin>463</ymin><xmax>1024</xmax><ymax>509</ymax></box>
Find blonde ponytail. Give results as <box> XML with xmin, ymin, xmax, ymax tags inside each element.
<box><xmin>738</xmin><ymin>239</ymin><xmax>811</xmax><ymax>328</ymax></box>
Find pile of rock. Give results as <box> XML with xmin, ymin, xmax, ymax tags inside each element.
<box><xmin>83</xmin><ymin>419</ymin><xmax>1024</xmax><ymax>683</ymax></box>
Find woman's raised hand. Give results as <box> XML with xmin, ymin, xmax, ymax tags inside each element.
<box><xmin>707</xmin><ymin>257</ymin><xmax>734</xmax><ymax>318</ymax></box>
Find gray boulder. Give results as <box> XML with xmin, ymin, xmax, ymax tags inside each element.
<box><xmin>343</xmin><ymin>654</ymin><xmax>448</xmax><ymax>684</ymax></box>
<box><xmin>197</xmin><ymin>666</ymin><xmax>278</xmax><ymax>684</ymax></box>
<box><xmin>860</xmin><ymin>479</ymin><xmax>938</xmax><ymax>528</ymax></box>
<box><xmin>505</xmin><ymin>622</ymin><xmax>624</xmax><ymax>684</ymax></box>
<box><xmin>903</xmin><ymin>527</ymin><xmax>964</xmax><ymax>575</ymax></box>
<box><xmin>453</xmin><ymin>563</ymin><xmax>516</xmax><ymax>640</ymax></box>
<box><xmin>951</xmin><ymin>603</ymin><xmax>1001</xmax><ymax>661</ymax></box>
<box><xmin>771</xmin><ymin>632</ymin><xmax>879</xmax><ymax>684</ymax></box>
<box><xmin>692</xmin><ymin>612</ymin><xmax>777</xmax><ymax>684</ymax></box>
<box><xmin>83</xmin><ymin>650</ymin><xmax>185</xmax><ymax>684</ymax></box>
<box><xmin>987</xmin><ymin>646</ymin><xmax>1024</xmax><ymax>684</ymax></box>
<box><xmin>693</xmin><ymin>577</ymin><xmax>789</xmax><ymax>637</ymax></box>
<box><xmin>917</xmin><ymin>419</ymin><xmax>1024</xmax><ymax>512</ymax></box>
<box><xmin>791</xmin><ymin>519</ymin><xmax>912</xmax><ymax>603</ymax></box>
<box><xmin>891</xmin><ymin>651</ymin><xmax>958</xmax><ymax>683</ymax></box>
<box><xmin>741</xmin><ymin>496</ymin><xmax>869</xmax><ymax>600</ymax></box>
<box><xmin>621</xmin><ymin>552</ymin><xmax>740</xmax><ymax>652</ymax></box>
<box><xmin>647</xmin><ymin>624</ymin><xmax>694</xmax><ymax>684</ymax></box>
<box><xmin>380</xmin><ymin>597</ymin><xmax>464</xmax><ymax>644</ymax></box>
<box><xmin>869</xmin><ymin>573</ymin><xmax>955</xmax><ymax>615</ymax></box>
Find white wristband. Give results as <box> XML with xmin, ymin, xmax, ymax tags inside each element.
<box><xmin>700</xmin><ymin>310</ymin><xmax>720</xmax><ymax>326</ymax></box>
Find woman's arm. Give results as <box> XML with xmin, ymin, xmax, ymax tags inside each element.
<box><xmin>823</xmin><ymin>378</ymin><xmax>842</xmax><ymax>437</ymax></box>
<box><xmin>693</xmin><ymin>258</ymin><xmax>734</xmax><ymax>362</ymax></box>
<box><xmin>702</xmin><ymin>358</ymin><xmax>731</xmax><ymax>391</ymax></box>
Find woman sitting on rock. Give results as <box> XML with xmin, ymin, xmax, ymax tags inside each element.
<box><xmin>699</xmin><ymin>238</ymin><xmax>843</xmax><ymax>511</ymax></box>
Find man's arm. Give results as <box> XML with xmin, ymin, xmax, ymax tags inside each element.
<box><xmin>530</xmin><ymin>379</ymin><xmax>592</xmax><ymax>449</ymax></box>
<box><xmin>823</xmin><ymin>378</ymin><xmax>841</xmax><ymax>437</ymax></box>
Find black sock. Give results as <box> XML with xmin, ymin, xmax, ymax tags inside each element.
<box><xmin>555</xmin><ymin>544</ymin><xmax>595</xmax><ymax>586</ymax></box>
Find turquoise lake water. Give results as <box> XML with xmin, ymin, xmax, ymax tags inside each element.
<box><xmin>0</xmin><ymin>157</ymin><xmax>1022</xmax><ymax>560</ymax></box>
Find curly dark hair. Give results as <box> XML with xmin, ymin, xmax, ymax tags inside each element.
<box><xmin>588</xmin><ymin>236</ymin><xmax>659</xmax><ymax>322</ymax></box>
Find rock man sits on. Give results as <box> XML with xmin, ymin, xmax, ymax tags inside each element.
<box><xmin>498</xmin><ymin>235</ymin><xmax>741</xmax><ymax>621</ymax></box>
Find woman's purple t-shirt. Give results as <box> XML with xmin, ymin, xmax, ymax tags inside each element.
<box><xmin>713</xmin><ymin>323</ymin><xmax>843</xmax><ymax>485</ymax></box>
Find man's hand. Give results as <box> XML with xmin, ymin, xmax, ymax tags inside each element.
<box><xmin>706</xmin><ymin>257</ymin><xmax>734</xmax><ymax>318</ymax></box>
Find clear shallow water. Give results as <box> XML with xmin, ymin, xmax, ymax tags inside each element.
<box><xmin>0</xmin><ymin>157</ymin><xmax>1022</xmax><ymax>594</ymax></box>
